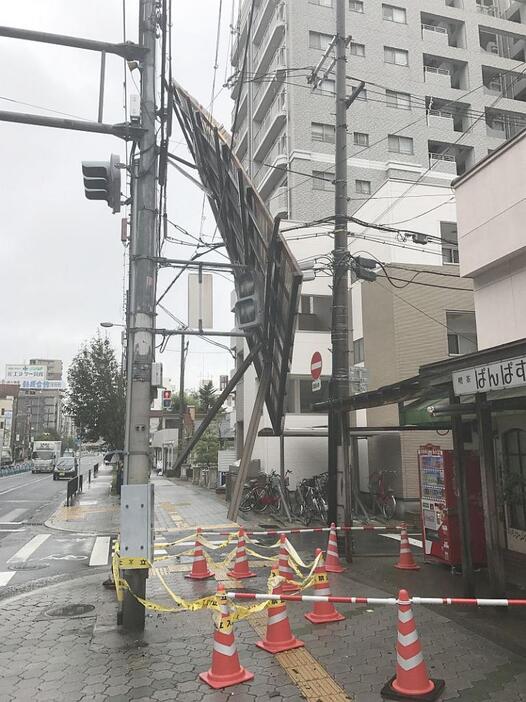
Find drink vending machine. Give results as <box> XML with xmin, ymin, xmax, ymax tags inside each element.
<box><xmin>417</xmin><ymin>444</ymin><xmax>486</xmax><ymax>567</ymax></box>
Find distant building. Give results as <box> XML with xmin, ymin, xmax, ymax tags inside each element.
<box><xmin>0</xmin><ymin>384</ymin><xmax>19</xmax><ymax>458</ymax></box>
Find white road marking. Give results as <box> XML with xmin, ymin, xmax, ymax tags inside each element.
<box><xmin>46</xmin><ymin>554</ymin><xmax>88</xmax><ymax>561</ymax></box>
<box><xmin>0</xmin><ymin>509</ymin><xmax>26</xmax><ymax>523</ymax></box>
<box><xmin>79</xmin><ymin>501</ymin><xmax>98</xmax><ymax>506</ymax></box>
<box><xmin>89</xmin><ymin>536</ymin><xmax>111</xmax><ymax>566</ymax></box>
<box><xmin>154</xmin><ymin>549</ymin><xmax>168</xmax><ymax>556</ymax></box>
<box><xmin>0</xmin><ymin>572</ymin><xmax>15</xmax><ymax>587</ymax></box>
<box><xmin>379</xmin><ymin>533</ymin><xmax>423</xmax><ymax>548</ymax></box>
<box><xmin>0</xmin><ymin>475</ymin><xmax>50</xmax><ymax>497</ymax></box>
<box><xmin>7</xmin><ymin>534</ymin><xmax>50</xmax><ymax>563</ymax></box>
<box><xmin>0</xmin><ymin>528</ymin><xmax>25</xmax><ymax>533</ymax></box>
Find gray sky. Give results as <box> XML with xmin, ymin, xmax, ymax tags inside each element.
<box><xmin>0</xmin><ymin>1</ymin><xmax>236</xmax><ymax>391</ymax></box>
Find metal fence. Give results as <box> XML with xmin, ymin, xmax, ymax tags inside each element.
<box><xmin>0</xmin><ymin>461</ymin><xmax>33</xmax><ymax>478</ymax></box>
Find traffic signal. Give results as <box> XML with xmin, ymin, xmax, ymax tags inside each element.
<box><xmin>234</xmin><ymin>271</ymin><xmax>262</xmax><ymax>330</ymax></box>
<box><xmin>81</xmin><ymin>153</ymin><xmax>121</xmax><ymax>213</ymax></box>
<box><xmin>352</xmin><ymin>256</ymin><xmax>377</xmax><ymax>282</ymax></box>
<box><xmin>162</xmin><ymin>390</ymin><xmax>172</xmax><ymax>410</ymax></box>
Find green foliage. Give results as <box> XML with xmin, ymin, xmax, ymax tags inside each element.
<box><xmin>61</xmin><ymin>436</ymin><xmax>77</xmax><ymax>451</ymax></box>
<box><xmin>65</xmin><ymin>335</ymin><xmax>125</xmax><ymax>448</ymax></box>
<box><xmin>171</xmin><ymin>391</ymin><xmax>198</xmax><ymax>413</ymax></box>
<box><xmin>198</xmin><ymin>381</ymin><xmax>218</xmax><ymax>413</ymax></box>
<box><xmin>192</xmin><ymin>421</ymin><xmax>220</xmax><ymax>466</ymax></box>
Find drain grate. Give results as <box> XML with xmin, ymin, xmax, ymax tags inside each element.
<box><xmin>8</xmin><ymin>562</ymin><xmax>48</xmax><ymax>571</ymax></box>
<box><xmin>45</xmin><ymin>604</ymin><xmax>96</xmax><ymax>618</ymax></box>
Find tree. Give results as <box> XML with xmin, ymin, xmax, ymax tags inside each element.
<box><xmin>65</xmin><ymin>335</ymin><xmax>125</xmax><ymax>448</ymax></box>
<box><xmin>198</xmin><ymin>381</ymin><xmax>218</xmax><ymax>413</ymax></box>
<box><xmin>171</xmin><ymin>391</ymin><xmax>198</xmax><ymax>413</ymax></box>
<box><xmin>192</xmin><ymin>421</ymin><xmax>220</xmax><ymax>466</ymax></box>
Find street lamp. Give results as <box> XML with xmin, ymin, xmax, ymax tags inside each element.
<box><xmin>100</xmin><ymin>321</ymin><xmax>125</xmax><ymax>328</ymax></box>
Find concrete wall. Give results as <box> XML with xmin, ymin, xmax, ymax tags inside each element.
<box><xmin>454</xmin><ymin>132</ymin><xmax>526</xmax><ymax>349</ymax></box>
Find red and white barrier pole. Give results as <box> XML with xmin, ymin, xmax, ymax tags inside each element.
<box><xmin>224</xmin><ymin>592</ymin><xmax>526</xmax><ymax>607</ymax></box>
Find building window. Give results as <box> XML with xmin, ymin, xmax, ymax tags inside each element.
<box><xmin>382</xmin><ymin>4</ymin><xmax>407</xmax><ymax>23</ymax></box>
<box><xmin>354</xmin><ymin>132</ymin><xmax>369</xmax><ymax>146</ymax></box>
<box><xmin>310</xmin><ymin>0</ymin><xmax>333</xmax><ymax>5</ymax></box>
<box><xmin>315</xmin><ymin>78</ymin><xmax>336</xmax><ymax>95</ymax></box>
<box><xmin>503</xmin><ymin>429</ymin><xmax>526</xmax><ymax>531</ymax></box>
<box><xmin>353</xmin><ymin>338</ymin><xmax>365</xmax><ymax>364</ymax></box>
<box><xmin>313</xmin><ymin>171</ymin><xmax>335</xmax><ymax>190</ymax></box>
<box><xmin>446</xmin><ymin>311</ymin><xmax>477</xmax><ymax>356</ymax></box>
<box><xmin>350</xmin><ymin>85</ymin><xmax>367</xmax><ymax>100</ymax></box>
<box><xmin>355</xmin><ymin>179</ymin><xmax>371</xmax><ymax>195</ymax></box>
<box><xmin>312</xmin><ymin>122</ymin><xmax>336</xmax><ymax>143</ymax></box>
<box><xmin>349</xmin><ymin>0</ymin><xmax>364</xmax><ymax>11</ymax></box>
<box><xmin>350</xmin><ymin>42</ymin><xmax>365</xmax><ymax>57</ymax></box>
<box><xmin>386</xmin><ymin>89</ymin><xmax>411</xmax><ymax>110</ymax></box>
<box><xmin>440</xmin><ymin>222</ymin><xmax>459</xmax><ymax>264</ymax></box>
<box><xmin>388</xmin><ymin>134</ymin><xmax>414</xmax><ymax>154</ymax></box>
<box><xmin>384</xmin><ymin>46</ymin><xmax>409</xmax><ymax>66</ymax></box>
<box><xmin>309</xmin><ymin>31</ymin><xmax>334</xmax><ymax>51</ymax></box>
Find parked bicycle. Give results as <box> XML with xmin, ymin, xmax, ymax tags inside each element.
<box><xmin>368</xmin><ymin>469</ymin><xmax>397</xmax><ymax>520</ymax></box>
<box><xmin>239</xmin><ymin>471</ymin><xmax>283</xmax><ymax>514</ymax></box>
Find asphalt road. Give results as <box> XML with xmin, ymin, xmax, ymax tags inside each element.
<box><xmin>0</xmin><ymin>454</ymin><xmax>111</xmax><ymax>598</ymax></box>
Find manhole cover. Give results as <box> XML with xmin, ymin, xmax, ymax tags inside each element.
<box><xmin>45</xmin><ymin>604</ymin><xmax>96</xmax><ymax>618</ymax></box>
<box><xmin>8</xmin><ymin>562</ymin><xmax>48</xmax><ymax>571</ymax></box>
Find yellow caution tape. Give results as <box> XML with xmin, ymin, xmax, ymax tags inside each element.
<box><xmin>244</xmin><ymin>546</ymin><xmax>278</xmax><ymax>563</ymax></box>
<box><xmin>284</xmin><ymin>538</ymin><xmax>317</xmax><ymax>570</ymax></box>
<box><xmin>197</xmin><ymin>532</ymin><xmax>238</xmax><ymax>550</ymax></box>
<box><xmin>244</xmin><ymin>534</ymin><xmax>281</xmax><ymax>550</ymax></box>
<box><xmin>154</xmin><ymin>532</ymin><xmax>199</xmax><ymax>548</ymax></box>
<box><xmin>153</xmin><ymin>546</ymin><xmax>196</xmax><ymax>562</ymax></box>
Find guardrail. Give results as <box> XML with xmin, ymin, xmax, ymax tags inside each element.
<box><xmin>0</xmin><ymin>461</ymin><xmax>33</xmax><ymax>478</ymax></box>
<box><xmin>66</xmin><ymin>462</ymin><xmax>99</xmax><ymax>507</ymax></box>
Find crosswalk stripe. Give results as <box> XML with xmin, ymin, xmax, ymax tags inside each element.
<box><xmin>0</xmin><ymin>572</ymin><xmax>15</xmax><ymax>587</ymax></box>
<box><xmin>7</xmin><ymin>534</ymin><xmax>50</xmax><ymax>563</ymax></box>
<box><xmin>0</xmin><ymin>509</ymin><xmax>26</xmax><ymax>523</ymax></box>
<box><xmin>88</xmin><ymin>536</ymin><xmax>111</xmax><ymax>566</ymax></box>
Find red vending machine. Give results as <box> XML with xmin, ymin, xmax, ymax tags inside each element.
<box><xmin>417</xmin><ymin>444</ymin><xmax>486</xmax><ymax>567</ymax></box>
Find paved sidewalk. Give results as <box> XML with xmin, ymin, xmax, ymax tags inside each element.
<box><xmin>8</xmin><ymin>477</ymin><xmax>522</xmax><ymax>701</ymax></box>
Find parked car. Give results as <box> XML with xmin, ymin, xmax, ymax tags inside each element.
<box><xmin>53</xmin><ymin>457</ymin><xmax>78</xmax><ymax>480</ymax></box>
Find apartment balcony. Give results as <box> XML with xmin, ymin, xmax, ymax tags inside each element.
<box><xmin>254</xmin><ymin>68</ymin><xmax>286</xmax><ymax>122</ymax></box>
<box><xmin>253</xmin><ymin>0</ymin><xmax>276</xmax><ymax>46</ymax></box>
<box><xmin>268</xmin><ymin>185</ymin><xmax>288</xmax><ymax>219</ymax></box>
<box><xmin>429</xmin><ymin>151</ymin><xmax>458</xmax><ymax>174</ymax></box>
<box><xmin>427</xmin><ymin>109</ymin><xmax>455</xmax><ymax>133</ymax></box>
<box><xmin>424</xmin><ymin>65</ymin><xmax>452</xmax><ymax>88</ymax></box>
<box><xmin>253</xmin><ymin>4</ymin><xmax>285</xmax><ymax>76</ymax></box>
<box><xmin>486</xmin><ymin>122</ymin><xmax>506</xmax><ymax>138</ymax></box>
<box><xmin>253</xmin><ymin>91</ymin><xmax>287</xmax><ymax>161</ymax></box>
<box><xmin>422</xmin><ymin>23</ymin><xmax>449</xmax><ymax>47</ymax></box>
<box><xmin>253</xmin><ymin>134</ymin><xmax>287</xmax><ymax>197</ymax></box>
<box><xmin>479</xmin><ymin>26</ymin><xmax>526</xmax><ymax>62</ymax></box>
<box><xmin>482</xmin><ymin>65</ymin><xmax>526</xmax><ymax>102</ymax></box>
<box><xmin>236</xmin><ymin>126</ymin><xmax>248</xmax><ymax>162</ymax></box>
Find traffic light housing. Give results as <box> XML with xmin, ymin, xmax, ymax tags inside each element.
<box><xmin>234</xmin><ymin>271</ymin><xmax>262</xmax><ymax>330</ymax></box>
<box><xmin>81</xmin><ymin>153</ymin><xmax>121</xmax><ymax>213</ymax></box>
<box><xmin>162</xmin><ymin>390</ymin><xmax>172</xmax><ymax>410</ymax></box>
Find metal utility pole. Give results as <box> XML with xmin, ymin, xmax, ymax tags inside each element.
<box><xmin>177</xmin><ymin>335</ymin><xmax>188</xmax><ymax>461</ymax></box>
<box><xmin>328</xmin><ymin>0</ymin><xmax>350</xmax><ymax>528</ymax></box>
<box><xmin>121</xmin><ymin>0</ymin><xmax>158</xmax><ymax>631</ymax></box>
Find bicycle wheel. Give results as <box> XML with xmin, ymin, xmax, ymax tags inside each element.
<box><xmin>253</xmin><ymin>487</ymin><xmax>269</xmax><ymax>513</ymax></box>
<box><xmin>239</xmin><ymin>490</ymin><xmax>255</xmax><ymax>513</ymax></box>
<box><xmin>382</xmin><ymin>494</ymin><xmax>397</xmax><ymax>520</ymax></box>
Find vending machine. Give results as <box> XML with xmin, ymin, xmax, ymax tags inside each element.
<box><xmin>417</xmin><ymin>444</ymin><xmax>486</xmax><ymax>567</ymax></box>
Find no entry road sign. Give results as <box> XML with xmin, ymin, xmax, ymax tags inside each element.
<box><xmin>311</xmin><ymin>352</ymin><xmax>322</xmax><ymax>380</ymax></box>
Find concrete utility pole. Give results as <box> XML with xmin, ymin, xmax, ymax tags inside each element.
<box><xmin>177</xmin><ymin>335</ymin><xmax>188</xmax><ymax>461</ymax></box>
<box><xmin>328</xmin><ymin>0</ymin><xmax>351</xmax><ymax>527</ymax></box>
<box><xmin>121</xmin><ymin>0</ymin><xmax>158</xmax><ymax>631</ymax></box>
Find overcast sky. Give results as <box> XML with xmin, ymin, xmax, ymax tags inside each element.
<box><xmin>0</xmin><ymin>1</ymin><xmax>237</xmax><ymax>392</ymax></box>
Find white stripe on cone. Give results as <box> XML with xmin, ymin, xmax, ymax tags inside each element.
<box><xmin>214</xmin><ymin>641</ymin><xmax>237</xmax><ymax>657</ymax></box>
<box><xmin>397</xmin><ymin>651</ymin><xmax>424</xmax><ymax>671</ymax></box>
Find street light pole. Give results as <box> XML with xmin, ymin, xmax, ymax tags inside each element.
<box><xmin>121</xmin><ymin>0</ymin><xmax>158</xmax><ymax>632</ymax></box>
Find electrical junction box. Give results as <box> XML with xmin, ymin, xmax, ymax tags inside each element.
<box><xmin>120</xmin><ymin>484</ymin><xmax>154</xmax><ymax>566</ymax></box>
<box><xmin>151</xmin><ymin>362</ymin><xmax>163</xmax><ymax>387</ymax></box>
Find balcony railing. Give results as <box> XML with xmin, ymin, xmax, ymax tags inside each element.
<box><xmin>429</xmin><ymin>151</ymin><xmax>456</xmax><ymax>162</ymax></box>
<box><xmin>422</xmin><ymin>23</ymin><xmax>448</xmax><ymax>35</ymax></box>
<box><xmin>254</xmin><ymin>90</ymin><xmax>287</xmax><ymax>155</ymax></box>
<box><xmin>253</xmin><ymin>3</ymin><xmax>285</xmax><ymax>72</ymax></box>
<box><xmin>253</xmin><ymin>45</ymin><xmax>286</xmax><ymax>106</ymax></box>
<box><xmin>424</xmin><ymin>65</ymin><xmax>451</xmax><ymax>77</ymax></box>
<box><xmin>253</xmin><ymin>132</ymin><xmax>287</xmax><ymax>188</ymax></box>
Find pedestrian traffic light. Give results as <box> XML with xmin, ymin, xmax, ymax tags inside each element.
<box><xmin>162</xmin><ymin>390</ymin><xmax>172</xmax><ymax>409</ymax></box>
<box><xmin>81</xmin><ymin>153</ymin><xmax>121</xmax><ymax>213</ymax></box>
<box><xmin>233</xmin><ymin>272</ymin><xmax>262</xmax><ymax>330</ymax></box>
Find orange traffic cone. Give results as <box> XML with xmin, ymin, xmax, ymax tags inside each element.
<box><xmin>185</xmin><ymin>527</ymin><xmax>214</xmax><ymax>580</ymax></box>
<box><xmin>227</xmin><ymin>528</ymin><xmax>256</xmax><ymax>579</ymax></box>
<box><xmin>325</xmin><ymin>522</ymin><xmax>345</xmax><ymax>573</ymax></box>
<box><xmin>256</xmin><ymin>580</ymin><xmax>304</xmax><ymax>654</ymax></box>
<box><xmin>278</xmin><ymin>534</ymin><xmax>299</xmax><ymax>593</ymax></box>
<box><xmin>304</xmin><ymin>548</ymin><xmax>345</xmax><ymax>624</ymax></box>
<box><xmin>199</xmin><ymin>584</ymin><xmax>254</xmax><ymax>689</ymax></box>
<box><xmin>395</xmin><ymin>525</ymin><xmax>420</xmax><ymax>571</ymax></box>
<box><xmin>381</xmin><ymin>589</ymin><xmax>444</xmax><ymax>701</ymax></box>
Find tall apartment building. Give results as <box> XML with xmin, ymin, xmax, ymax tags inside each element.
<box><xmin>231</xmin><ymin>0</ymin><xmax>526</xmax><ymax>220</ymax></box>
<box><xmin>230</xmin><ymin>0</ymin><xmax>526</xmax><ymax>509</ymax></box>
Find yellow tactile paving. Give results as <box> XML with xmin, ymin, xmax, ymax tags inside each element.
<box><xmin>248</xmin><ymin>612</ymin><xmax>353</xmax><ymax>702</ymax></box>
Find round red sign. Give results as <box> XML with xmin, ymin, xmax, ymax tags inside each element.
<box><xmin>310</xmin><ymin>352</ymin><xmax>322</xmax><ymax>380</ymax></box>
